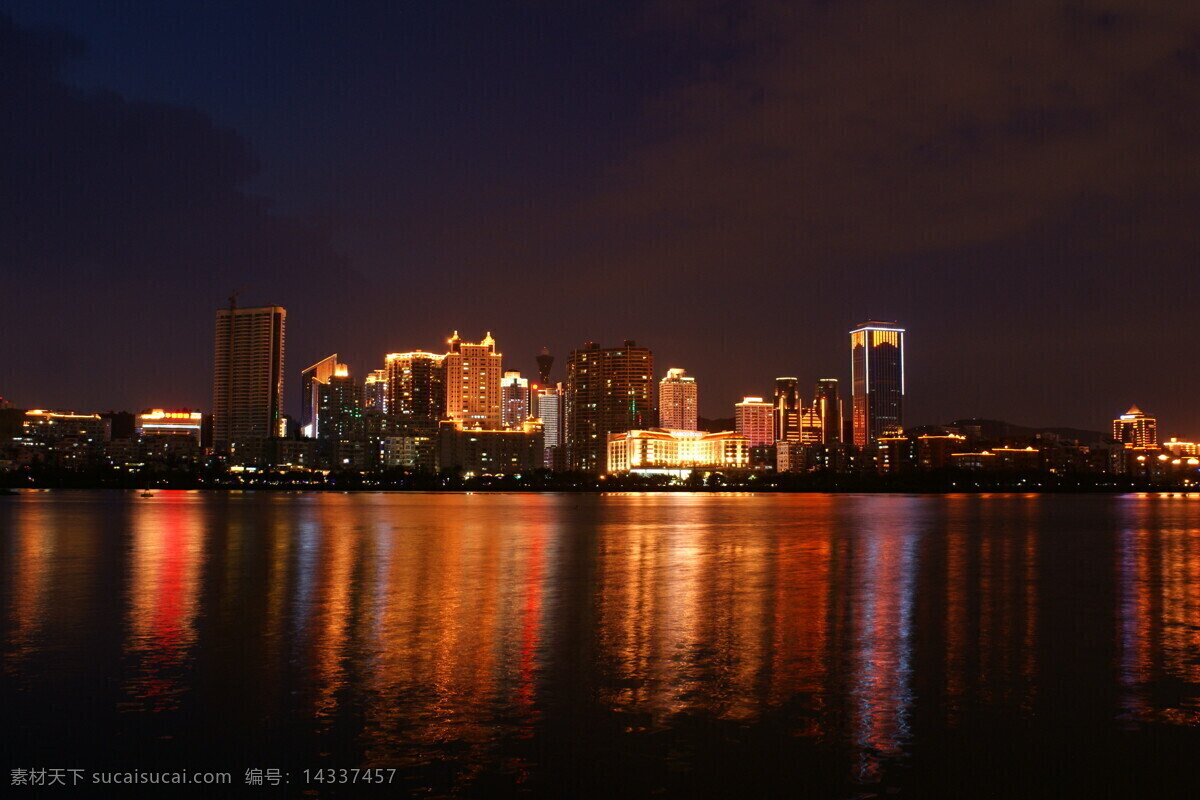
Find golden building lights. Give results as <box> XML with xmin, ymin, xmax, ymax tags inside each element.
<box><xmin>734</xmin><ymin>397</ymin><xmax>774</xmax><ymax>447</ymax></box>
<box><xmin>607</xmin><ymin>428</ymin><xmax>750</xmax><ymax>475</ymax></box>
<box><xmin>659</xmin><ymin>368</ymin><xmax>698</xmax><ymax>431</ymax></box>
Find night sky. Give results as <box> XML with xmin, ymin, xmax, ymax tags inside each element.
<box><xmin>3</xmin><ymin>1</ymin><xmax>1197</xmax><ymax>436</ymax></box>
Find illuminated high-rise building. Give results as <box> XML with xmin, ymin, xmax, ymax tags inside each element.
<box><xmin>850</xmin><ymin>320</ymin><xmax>905</xmax><ymax>446</ymax></box>
<box><xmin>799</xmin><ymin>406</ymin><xmax>823</xmax><ymax>444</ymax></box>
<box><xmin>735</xmin><ymin>396</ymin><xmax>774</xmax><ymax>447</ymax></box>
<box><xmin>658</xmin><ymin>368</ymin><xmax>698</xmax><ymax>431</ymax></box>
<box><xmin>316</xmin><ymin>368</ymin><xmax>363</xmax><ymax>441</ymax></box>
<box><xmin>502</xmin><ymin>371</ymin><xmax>531</xmax><ymax>428</ymax></box>
<box><xmin>1113</xmin><ymin>405</ymin><xmax>1157</xmax><ymax>448</ymax></box>
<box><xmin>565</xmin><ymin>340</ymin><xmax>655</xmax><ymax>472</ymax></box>
<box><xmin>536</xmin><ymin>346</ymin><xmax>555</xmax><ymax>384</ymax></box>
<box><xmin>363</xmin><ymin>369</ymin><xmax>387</xmax><ymax>412</ymax></box>
<box><xmin>384</xmin><ymin>351</ymin><xmax>446</xmax><ymax>421</ymax></box>
<box><xmin>301</xmin><ymin>354</ymin><xmax>344</xmax><ymax>438</ymax></box>
<box><xmin>814</xmin><ymin>378</ymin><xmax>842</xmax><ymax>445</ymax></box>
<box><xmin>212</xmin><ymin>303</ymin><xmax>286</xmax><ymax>452</ymax></box>
<box><xmin>444</xmin><ymin>332</ymin><xmax>503</xmax><ymax>429</ymax></box>
<box><xmin>774</xmin><ymin>377</ymin><xmax>800</xmax><ymax>442</ymax></box>
<box><xmin>537</xmin><ymin>383</ymin><xmax>565</xmax><ymax>470</ymax></box>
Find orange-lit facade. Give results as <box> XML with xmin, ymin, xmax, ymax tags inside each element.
<box><xmin>437</xmin><ymin>418</ymin><xmax>544</xmax><ymax>475</ymax></box>
<box><xmin>444</xmin><ymin>332</ymin><xmax>503</xmax><ymax>429</ymax></box>
<box><xmin>212</xmin><ymin>304</ymin><xmax>286</xmax><ymax>451</ymax></box>
<box><xmin>1113</xmin><ymin>405</ymin><xmax>1157</xmax><ymax>448</ymax></box>
<box><xmin>607</xmin><ymin>429</ymin><xmax>750</xmax><ymax>474</ymax></box>
<box><xmin>20</xmin><ymin>409</ymin><xmax>110</xmax><ymax>442</ymax></box>
<box><xmin>774</xmin><ymin>377</ymin><xmax>800</xmax><ymax>442</ymax></box>
<box><xmin>814</xmin><ymin>378</ymin><xmax>842</xmax><ymax>445</ymax></box>
<box><xmin>384</xmin><ymin>351</ymin><xmax>446</xmax><ymax>422</ymax></box>
<box><xmin>363</xmin><ymin>369</ymin><xmax>387</xmax><ymax>412</ymax></box>
<box><xmin>799</xmin><ymin>406</ymin><xmax>823</xmax><ymax>444</ymax></box>
<box><xmin>850</xmin><ymin>321</ymin><xmax>904</xmax><ymax>447</ymax></box>
<box><xmin>565</xmin><ymin>340</ymin><xmax>655</xmax><ymax>473</ymax></box>
<box><xmin>658</xmin><ymin>368</ymin><xmax>698</xmax><ymax>431</ymax></box>
<box><xmin>501</xmin><ymin>371</ymin><xmax>531</xmax><ymax>429</ymax></box>
<box><xmin>136</xmin><ymin>409</ymin><xmax>202</xmax><ymax>442</ymax></box>
<box><xmin>135</xmin><ymin>409</ymin><xmax>203</xmax><ymax>464</ymax></box>
<box><xmin>1164</xmin><ymin>438</ymin><xmax>1198</xmax><ymax>456</ymax></box>
<box><xmin>301</xmin><ymin>354</ymin><xmax>346</xmax><ymax>439</ymax></box>
<box><xmin>735</xmin><ymin>397</ymin><xmax>774</xmax><ymax>447</ymax></box>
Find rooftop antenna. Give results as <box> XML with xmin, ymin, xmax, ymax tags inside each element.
<box><xmin>229</xmin><ymin>286</ymin><xmax>246</xmax><ymax>311</ymax></box>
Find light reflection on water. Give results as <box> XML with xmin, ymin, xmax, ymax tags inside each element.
<box><xmin>1117</xmin><ymin>497</ymin><xmax>1200</xmax><ymax>726</ymax></box>
<box><xmin>3</xmin><ymin>491</ymin><xmax>1200</xmax><ymax>797</ymax></box>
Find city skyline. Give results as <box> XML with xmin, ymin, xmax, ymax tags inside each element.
<box><xmin>2</xmin><ymin>304</ymin><xmax>1193</xmax><ymax>440</ymax></box>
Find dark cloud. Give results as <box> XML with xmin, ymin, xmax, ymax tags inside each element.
<box><xmin>0</xmin><ymin>13</ymin><xmax>352</xmax><ymax>410</ymax></box>
<box><xmin>463</xmin><ymin>0</ymin><xmax>1200</xmax><ymax>431</ymax></box>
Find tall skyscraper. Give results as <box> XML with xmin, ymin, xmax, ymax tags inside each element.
<box><xmin>774</xmin><ymin>378</ymin><xmax>800</xmax><ymax>442</ymax></box>
<box><xmin>799</xmin><ymin>406</ymin><xmax>823</xmax><ymax>444</ymax></box>
<box><xmin>658</xmin><ymin>368</ymin><xmax>698</xmax><ymax>431</ymax></box>
<box><xmin>1113</xmin><ymin>405</ymin><xmax>1157</xmax><ymax>448</ymax></box>
<box><xmin>814</xmin><ymin>378</ymin><xmax>842</xmax><ymax>445</ymax></box>
<box><xmin>316</xmin><ymin>367</ymin><xmax>362</xmax><ymax>441</ymax></box>
<box><xmin>536</xmin><ymin>346</ymin><xmax>555</xmax><ymax>384</ymax></box>
<box><xmin>212</xmin><ymin>303</ymin><xmax>285</xmax><ymax>452</ymax></box>
<box><xmin>301</xmin><ymin>354</ymin><xmax>343</xmax><ymax>438</ymax></box>
<box><xmin>735</xmin><ymin>397</ymin><xmax>774</xmax><ymax>447</ymax></box>
<box><xmin>502</xmin><ymin>371</ymin><xmax>531</xmax><ymax>428</ymax></box>
<box><xmin>444</xmin><ymin>332</ymin><xmax>503</xmax><ymax>429</ymax></box>
<box><xmin>536</xmin><ymin>383</ymin><xmax>565</xmax><ymax>470</ymax></box>
<box><xmin>850</xmin><ymin>320</ymin><xmax>905</xmax><ymax>446</ymax></box>
<box><xmin>565</xmin><ymin>340</ymin><xmax>655</xmax><ymax>472</ymax></box>
<box><xmin>362</xmin><ymin>369</ymin><xmax>387</xmax><ymax>413</ymax></box>
<box><xmin>384</xmin><ymin>352</ymin><xmax>446</xmax><ymax>421</ymax></box>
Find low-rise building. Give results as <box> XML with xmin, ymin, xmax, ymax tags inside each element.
<box><xmin>437</xmin><ymin>420</ymin><xmax>544</xmax><ymax>476</ymax></box>
<box><xmin>607</xmin><ymin>429</ymin><xmax>750</xmax><ymax>476</ymax></box>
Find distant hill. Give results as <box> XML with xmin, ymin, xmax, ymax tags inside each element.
<box><xmin>946</xmin><ymin>418</ymin><xmax>1107</xmax><ymax>444</ymax></box>
<box><xmin>699</xmin><ymin>417</ymin><xmax>735</xmax><ymax>433</ymax></box>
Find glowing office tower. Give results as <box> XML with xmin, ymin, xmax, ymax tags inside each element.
<box><xmin>814</xmin><ymin>378</ymin><xmax>842</xmax><ymax>445</ymax></box>
<box><xmin>850</xmin><ymin>321</ymin><xmax>905</xmax><ymax>446</ymax></box>
<box><xmin>316</xmin><ymin>368</ymin><xmax>362</xmax><ymax>441</ymax></box>
<box><xmin>444</xmin><ymin>331</ymin><xmax>503</xmax><ymax>429</ymax></box>
<box><xmin>301</xmin><ymin>354</ymin><xmax>344</xmax><ymax>438</ymax></box>
<box><xmin>502</xmin><ymin>371</ymin><xmax>531</xmax><ymax>428</ymax></box>
<box><xmin>536</xmin><ymin>383</ymin><xmax>565</xmax><ymax>469</ymax></box>
<box><xmin>212</xmin><ymin>304</ymin><xmax>286</xmax><ymax>451</ymax></box>
<box><xmin>363</xmin><ymin>369</ymin><xmax>387</xmax><ymax>412</ymax></box>
<box><xmin>1113</xmin><ymin>405</ymin><xmax>1157</xmax><ymax>448</ymax></box>
<box><xmin>799</xmin><ymin>406</ymin><xmax>823</xmax><ymax>444</ymax></box>
<box><xmin>774</xmin><ymin>377</ymin><xmax>800</xmax><ymax>442</ymax></box>
<box><xmin>735</xmin><ymin>396</ymin><xmax>775</xmax><ymax>447</ymax></box>
<box><xmin>384</xmin><ymin>351</ymin><xmax>446</xmax><ymax>421</ymax></box>
<box><xmin>659</xmin><ymin>368</ymin><xmax>698</xmax><ymax>431</ymax></box>
<box><xmin>565</xmin><ymin>340</ymin><xmax>655</xmax><ymax>472</ymax></box>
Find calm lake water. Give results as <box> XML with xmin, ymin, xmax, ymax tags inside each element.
<box><xmin>2</xmin><ymin>491</ymin><xmax>1199</xmax><ymax>798</ymax></box>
